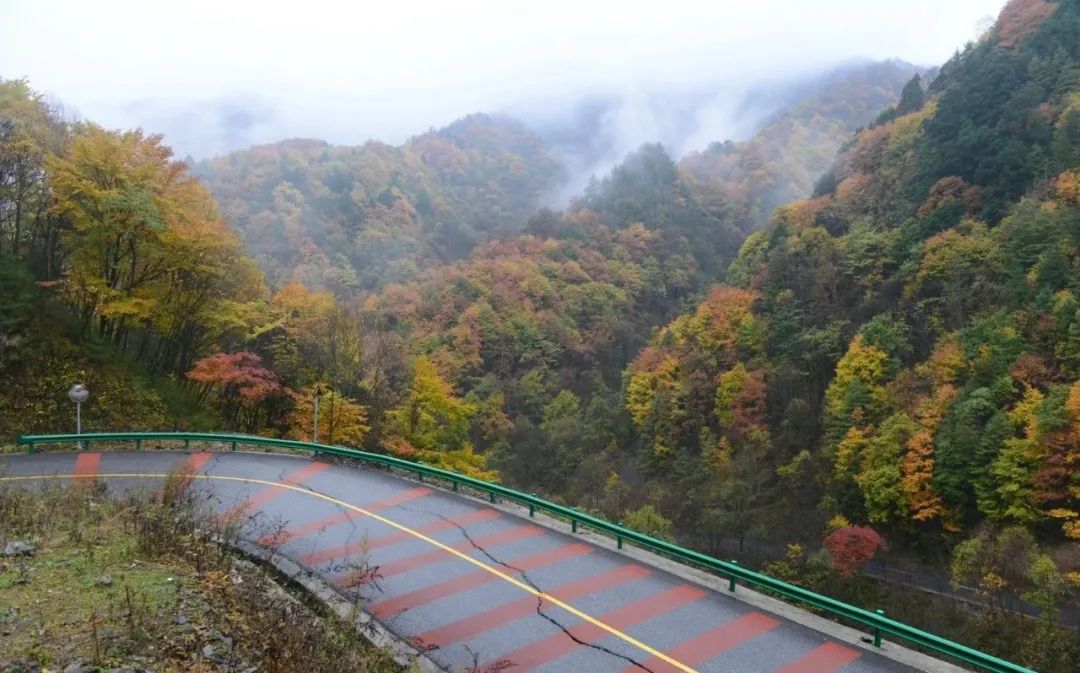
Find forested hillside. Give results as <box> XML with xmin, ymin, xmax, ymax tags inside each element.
<box><xmin>680</xmin><ymin>59</ymin><xmax>924</xmax><ymax>234</ymax></box>
<box><xmin>647</xmin><ymin>0</ymin><xmax>1080</xmax><ymax>546</ymax></box>
<box><xmin>0</xmin><ymin>79</ymin><xmax>269</xmax><ymax>437</ymax></box>
<box><xmin>160</xmin><ymin>62</ymin><xmax>921</xmax><ymax>498</ymax></box>
<box><xmin>623</xmin><ymin>0</ymin><xmax>1080</xmax><ymax>666</ymax></box>
<box><xmin>362</xmin><ymin>142</ymin><xmax>747</xmax><ymax>490</ymax></box>
<box><xmin>194</xmin><ymin>115</ymin><xmax>562</xmax><ymax>292</ymax></box>
<box><xmin>196</xmin><ymin>61</ymin><xmax>918</xmax><ymax>298</ymax></box>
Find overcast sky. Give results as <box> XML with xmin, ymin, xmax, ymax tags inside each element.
<box><xmin>1</xmin><ymin>0</ymin><xmax>1006</xmax><ymax>158</ymax></box>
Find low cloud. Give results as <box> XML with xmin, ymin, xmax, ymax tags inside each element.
<box><xmin>0</xmin><ymin>0</ymin><xmax>1004</xmax><ymax>158</ymax></box>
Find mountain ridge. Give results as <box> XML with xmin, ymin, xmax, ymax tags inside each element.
<box><xmin>195</xmin><ymin>58</ymin><xmax>921</xmax><ymax>296</ymax></box>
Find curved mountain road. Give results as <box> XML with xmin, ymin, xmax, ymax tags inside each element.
<box><xmin>0</xmin><ymin>450</ymin><xmax>942</xmax><ymax>673</ymax></box>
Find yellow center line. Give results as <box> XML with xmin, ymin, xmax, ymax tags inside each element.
<box><xmin>0</xmin><ymin>471</ymin><xmax>699</xmax><ymax>673</ymax></box>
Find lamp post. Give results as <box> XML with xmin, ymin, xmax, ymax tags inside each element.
<box><xmin>312</xmin><ymin>384</ymin><xmax>323</xmax><ymax>444</ymax></box>
<box><xmin>67</xmin><ymin>383</ymin><xmax>89</xmax><ymax>450</ymax></box>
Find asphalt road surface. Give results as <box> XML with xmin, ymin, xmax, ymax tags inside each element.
<box><xmin>0</xmin><ymin>450</ymin><xmax>925</xmax><ymax>673</ymax></box>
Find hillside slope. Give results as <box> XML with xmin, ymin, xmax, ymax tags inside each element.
<box><xmin>197</xmin><ymin>61</ymin><xmax>918</xmax><ymax>296</ymax></box>
<box><xmin>680</xmin><ymin>59</ymin><xmax>924</xmax><ymax>233</ymax></box>
<box><xmin>194</xmin><ymin>115</ymin><xmax>562</xmax><ymax>292</ymax></box>
<box><xmin>621</xmin><ymin>1</ymin><xmax>1080</xmax><ymax>667</ymax></box>
<box><xmin>0</xmin><ymin>79</ymin><xmax>269</xmax><ymax>442</ymax></box>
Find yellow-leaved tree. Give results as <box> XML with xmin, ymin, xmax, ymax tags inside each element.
<box><xmin>385</xmin><ymin>356</ymin><xmax>493</xmax><ymax>479</ymax></box>
<box><xmin>286</xmin><ymin>384</ymin><xmax>370</xmax><ymax>447</ymax></box>
<box><xmin>48</xmin><ymin>125</ymin><xmax>264</xmax><ymax>374</ymax></box>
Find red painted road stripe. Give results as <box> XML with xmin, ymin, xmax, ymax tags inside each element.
<box><xmin>335</xmin><ymin>524</ymin><xmax>543</xmax><ymax>586</ymax></box>
<box><xmin>772</xmin><ymin>642</ymin><xmax>861</xmax><ymax>673</ymax></box>
<box><xmin>219</xmin><ymin>461</ymin><xmax>329</xmax><ymax>523</ymax></box>
<box><xmin>488</xmin><ymin>584</ymin><xmax>707</xmax><ymax>671</ymax></box>
<box><xmin>179</xmin><ymin>452</ymin><xmax>213</xmax><ymax>474</ymax></box>
<box><xmin>259</xmin><ymin>486</ymin><xmax>432</xmax><ymax>546</ymax></box>
<box><xmin>300</xmin><ymin>508</ymin><xmax>499</xmax><ymax>566</ymax></box>
<box><xmin>368</xmin><ymin>524</ymin><xmax>543</xmax><ymax>579</ymax></box>
<box><xmin>371</xmin><ymin>542</ymin><xmax>593</xmax><ymax>618</ymax></box>
<box><xmin>619</xmin><ymin>612</ymin><xmax>780</xmax><ymax>673</ymax></box>
<box><xmin>243</xmin><ymin>461</ymin><xmax>329</xmax><ymax>509</ymax></box>
<box><xmin>418</xmin><ymin>564</ymin><xmax>651</xmax><ymax>648</ymax></box>
<box><xmin>73</xmin><ymin>452</ymin><xmax>101</xmax><ymax>483</ymax></box>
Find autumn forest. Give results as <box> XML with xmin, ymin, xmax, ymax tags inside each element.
<box><xmin>3</xmin><ymin>0</ymin><xmax>1080</xmax><ymax>668</ymax></box>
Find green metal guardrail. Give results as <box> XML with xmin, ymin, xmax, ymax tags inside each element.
<box><xmin>15</xmin><ymin>431</ymin><xmax>1033</xmax><ymax>673</ymax></box>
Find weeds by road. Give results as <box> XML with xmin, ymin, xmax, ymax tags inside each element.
<box><xmin>0</xmin><ymin>471</ymin><xmax>407</xmax><ymax>673</ymax></box>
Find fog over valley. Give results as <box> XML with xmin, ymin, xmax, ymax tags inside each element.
<box><xmin>2</xmin><ymin>0</ymin><xmax>1003</xmax><ymax>165</ymax></box>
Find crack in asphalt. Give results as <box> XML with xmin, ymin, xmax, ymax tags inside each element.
<box><xmin>397</xmin><ymin>503</ymin><xmax>657</xmax><ymax>673</ymax></box>
<box><xmin>172</xmin><ymin>454</ymin><xmax>657</xmax><ymax>671</ymax></box>
<box><xmin>193</xmin><ymin>451</ymin><xmax>229</xmax><ymax>515</ymax></box>
<box><xmin>240</xmin><ymin>459</ymin><xmax>376</xmax><ymax>593</ymax></box>
<box><xmin>203</xmin><ymin>451</ymin><xmax>224</xmax><ymax>477</ymax></box>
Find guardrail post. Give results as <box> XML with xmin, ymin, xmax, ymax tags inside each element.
<box><xmin>416</xmin><ymin>470</ymin><xmax>423</xmax><ymax>482</ymax></box>
<box><xmin>489</xmin><ymin>492</ymin><xmax>496</xmax><ymax>504</ymax></box>
<box><xmin>529</xmin><ymin>503</ymin><xmax>535</xmax><ymax>517</ymax></box>
<box><xmin>617</xmin><ymin>535</ymin><xmax>623</xmax><ymax>549</ymax></box>
<box><xmin>135</xmin><ymin>438</ymin><xmax>141</xmax><ymax>451</ymax></box>
<box><xmin>452</xmin><ymin>481</ymin><xmax>459</xmax><ymax>492</ymax></box>
<box><xmin>571</xmin><ymin>519</ymin><xmax>578</xmax><ymax>533</ymax></box>
<box><xmin>26</xmin><ymin>441</ymin><xmax>35</xmax><ymax>454</ymax></box>
<box><xmin>230</xmin><ymin>441</ymin><xmax>237</xmax><ymax>452</ymax></box>
<box><xmin>728</xmin><ymin>560</ymin><xmax>739</xmax><ymax>592</ymax></box>
<box><xmin>873</xmin><ymin>609</ymin><xmax>884</xmax><ymax>647</ymax></box>
<box><xmin>183</xmin><ymin>438</ymin><xmax>190</xmax><ymax>451</ymax></box>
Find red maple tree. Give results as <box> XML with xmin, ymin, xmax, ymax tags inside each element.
<box><xmin>824</xmin><ymin>526</ymin><xmax>886</xmax><ymax>577</ymax></box>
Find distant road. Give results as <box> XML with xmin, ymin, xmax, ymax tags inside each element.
<box><xmin>1</xmin><ymin>451</ymin><xmax>931</xmax><ymax>673</ymax></box>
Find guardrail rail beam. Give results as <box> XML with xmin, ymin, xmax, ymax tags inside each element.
<box><xmin>13</xmin><ymin>431</ymin><xmax>1035</xmax><ymax>673</ymax></box>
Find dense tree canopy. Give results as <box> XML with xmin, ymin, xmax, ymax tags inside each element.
<box><xmin>681</xmin><ymin>60</ymin><xmax>923</xmax><ymax>234</ymax></box>
<box><xmin>194</xmin><ymin>115</ymin><xmax>563</xmax><ymax>293</ymax></box>
<box><xmin>621</xmin><ymin>5</ymin><xmax>1080</xmax><ymax>663</ymax></box>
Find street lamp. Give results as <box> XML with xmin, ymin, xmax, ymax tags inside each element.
<box><xmin>312</xmin><ymin>384</ymin><xmax>323</xmax><ymax>444</ymax></box>
<box><xmin>67</xmin><ymin>383</ymin><xmax>89</xmax><ymax>450</ymax></box>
